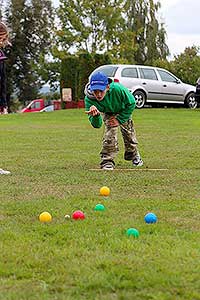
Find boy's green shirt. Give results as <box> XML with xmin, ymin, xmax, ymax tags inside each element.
<box><xmin>84</xmin><ymin>82</ymin><xmax>136</xmax><ymax>128</ymax></box>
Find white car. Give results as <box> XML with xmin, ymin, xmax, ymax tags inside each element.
<box><xmin>90</xmin><ymin>64</ymin><xmax>197</xmax><ymax>109</ymax></box>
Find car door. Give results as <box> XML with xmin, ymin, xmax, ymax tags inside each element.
<box><xmin>138</xmin><ymin>67</ymin><xmax>162</xmax><ymax>101</ymax></box>
<box><xmin>156</xmin><ymin>69</ymin><xmax>185</xmax><ymax>102</ymax></box>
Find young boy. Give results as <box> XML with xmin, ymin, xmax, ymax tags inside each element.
<box><xmin>84</xmin><ymin>71</ymin><xmax>143</xmax><ymax>170</ymax></box>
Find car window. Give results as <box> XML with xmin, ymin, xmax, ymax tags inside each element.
<box><xmin>157</xmin><ymin>70</ymin><xmax>178</xmax><ymax>83</ymax></box>
<box><xmin>121</xmin><ymin>67</ymin><xmax>138</xmax><ymax>78</ymax></box>
<box><xmin>139</xmin><ymin>68</ymin><xmax>158</xmax><ymax>80</ymax></box>
<box><xmin>96</xmin><ymin>66</ymin><xmax>118</xmax><ymax>77</ymax></box>
<box><xmin>31</xmin><ymin>102</ymin><xmax>40</xmax><ymax>109</ymax></box>
<box><xmin>30</xmin><ymin>103</ymin><xmax>36</xmax><ymax>109</ymax></box>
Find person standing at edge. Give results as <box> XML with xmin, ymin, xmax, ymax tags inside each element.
<box><xmin>0</xmin><ymin>21</ymin><xmax>11</xmax><ymax>174</ymax></box>
<box><xmin>84</xmin><ymin>72</ymin><xmax>143</xmax><ymax>170</ymax></box>
<box><xmin>0</xmin><ymin>21</ymin><xmax>11</xmax><ymax>115</ymax></box>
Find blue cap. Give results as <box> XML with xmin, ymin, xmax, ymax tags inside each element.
<box><xmin>90</xmin><ymin>72</ymin><xmax>109</xmax><ymax>91</ymax></box>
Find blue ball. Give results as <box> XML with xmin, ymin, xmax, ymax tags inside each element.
<box><xmin>144</xmin><ymin>212</ymin><xmax>157</xmax><ymax>224</ymax></box>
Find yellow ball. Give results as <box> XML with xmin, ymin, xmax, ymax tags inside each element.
<box><xmin>100</xmin><ymin>186</ymin><xmax>110</xmax><ymax>196</ymax></box>
<box><xmin>39</xmin><ymin>212</ymin><xmax>52</xmax><ymax>223</ymax></box>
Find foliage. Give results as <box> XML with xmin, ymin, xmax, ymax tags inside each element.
<box><xmin>4</xmin><ymin>0</ymin><xmax>54</xmax><ymax>104</ymax></box>
<box><xmin>142</xmin><ymin>46</ymin><xmax>200</xmax><ymax>86</ymax></box>
<box><xmin>60</xmin><ymin>52</ymin><xmax>112</xmax><ymax>101</ymax></box>
<box><xmin>123</xmin><ymin>0</ymin><xmax>169</xmax><ymax>64</ymax></box>
<box><xmin>56</xmin><ymin>0</ymin><xmax>169</xmax><ymax>99</ymax></box>
<box><xmin>38</xmin><ymin>59</ymin><xmax>61</xmax><ymax>91</ymax></box>
<box><xmin>57</xmin><ymin>0</ymin><xmax>124</xmax><ymax>54</ymax></box>
<box><xmin>170</xmin><ymin>46</ymin><xmax>200</xmax><ymax>85</ymax></box>
<box><xmin>0</xmin><ymin>108</ymin><xmax>200</xmax><ymax>299</ymax></box>
<box><xmin>56</xmin><ymin>0</ymin><xmax>169</xmax><ymax>64</ymax></box>
<box><xmin>8</xmin><ymin>97</ymin><xmax>21</xmax><ymax>112</ymax></box>
<box><xmin>152</xmin><ymin>58</ymin><xmax>172</xmax><ymax>71</ymax></box>
<box><xmin>39</xmin><ymin>91</ymin><xmax>60</xmax><ymax>101</ymax></box>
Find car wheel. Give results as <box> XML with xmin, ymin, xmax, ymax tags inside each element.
<box><xmin>133</xmin><ymin>90</ymin><xmax>146</xmax><ymax>109</ymax></box>
<box><xmin>185</xmin><ymin>92</ymin><xmax>198</xmax><ymax>109</ymax></box>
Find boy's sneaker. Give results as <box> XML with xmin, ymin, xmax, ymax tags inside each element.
<box><xmin>0</xmin><ymin>168</ymin><xmax>11</xmax><ymax>175</ymax></box>
<box><xmin>132</xmin><ymin>154</ymin><xmax>143</xmax><ymax>167</ymax></box>
<box><xmin>101</xmin><ymin>162</ymin><xmax>114</xmax><ymax>170</ymax></box>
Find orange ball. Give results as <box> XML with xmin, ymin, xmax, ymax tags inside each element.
<box><xmin>100</xmin><ymin>186</ymin><xmax>110</xmax><ymax>196</ymax></box>
<box><xmin>39</xmin><ymin>212</ymin><xmax>52</xmax><ymax>223</ymax></box>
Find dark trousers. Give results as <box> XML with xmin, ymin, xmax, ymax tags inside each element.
<box><xmin>0</xmin><ymin>60</ymin><xmax>7</xmax><ymax>108</ymax></box>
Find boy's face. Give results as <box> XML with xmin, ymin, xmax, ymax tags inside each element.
<box><xmin>92</xmin><ymin>85</ymin><xmax>109</xmax><ymax>101</ymax></box>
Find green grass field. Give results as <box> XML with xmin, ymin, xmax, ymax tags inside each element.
<box><xmin>0</xmin><ymin>108</ymin><xmax>200</xmax><ymax>300</ymax></box>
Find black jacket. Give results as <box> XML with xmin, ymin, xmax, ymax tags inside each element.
<box><xmin>0</xmin><ymin>49</ymin><xmax>7</xmax><ymax>107</ymax></box>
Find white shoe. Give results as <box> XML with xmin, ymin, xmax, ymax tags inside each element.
<box><xmin>132</xmin><ymin>154</ymin><xmax>143</xmax><ymax>167</ymax></box>
<box><xmin>0</xmin><ymin>168</ymin><xmax>11</xmax><ymax>175</ymax></box>
<box><xmin>101</xmin><ymin>162</ymin><xmax>114</xmax><ymax>170</ymax></box>
<box><xmin>3</xmin><ymin>107</ymin><xmax>8</xmax><ymax>114</ymax></box>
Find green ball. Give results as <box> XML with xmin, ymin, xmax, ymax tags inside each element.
<box><xmin>126</xmin><ymin>228</ymin><xmax>139</xmax><ymax>238</ymax></box>
<box><xmin>94</xmin><ymin>204</ymin><xmax>105</xmax><ymax>211</ymax></box>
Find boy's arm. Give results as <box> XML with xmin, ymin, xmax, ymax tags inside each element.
<box><xmin>84</xmin><ymin>98</ymin><xmax>103</xmax><ymax>128</ymax></box>
<box><xmin>88</xmin><ymin>114</ymin><xmax>103</xmax><ymax>128</ymax></box>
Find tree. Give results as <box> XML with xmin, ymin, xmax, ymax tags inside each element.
<box><xmin>123</xmin><ymin>0</ymin><xmax>169</xmax><ymax>64</ymax></box>
<box><xmin>60</xmin><ymin>52</ymin><xmax>112</xmax><ymax>101</ymax></box>
<box><xmin>56</xmin><ymin>0</ymin><xmax>169</xmax><ymax>65</ymax></box>
<box><xmin>57</xmin><ymin>0</ymin><xmax>124</xmax><ymax>55</ymax></box>
<box><xmin>170</xmin><ymin>46</ymin><xmax>200</xmax><ymax>85</ymax></box>
<box><xmin>5</xmin><ymin>0</ymin><xmax>54</xmax><ymax>104</ymax></box>
<box><xmin>55</xmin><ymin>0</ymin><xmax>169</xmax><ymax>101</ymax></box>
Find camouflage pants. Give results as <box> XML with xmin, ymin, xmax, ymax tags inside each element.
<box><xmin>100</xmin><ymin>114</ymin><xmax>139</xmax><ymax>167</ymax></box>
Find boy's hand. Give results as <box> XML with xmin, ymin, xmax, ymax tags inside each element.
<box><xmin>109</xmin><ymin>116</ymin><xmax>119</xmax><ymax>127</ymax></box>
<box><xmin>85</xmin><ymin>105</ymin><xmax>100</xmax><ymax>116</ymax></box>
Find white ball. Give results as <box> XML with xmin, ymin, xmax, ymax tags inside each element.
<box><xmin>64</xmin><ymin>214</ymin><xmax>71</xmax><ymax>219</ymax></box>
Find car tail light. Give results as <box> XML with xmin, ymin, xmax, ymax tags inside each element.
<box><xmin>114</xmin><ymin>78</ymin><xmax>119</xmax><ymax>82</ymax></box>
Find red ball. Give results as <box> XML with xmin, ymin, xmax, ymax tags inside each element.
<box><xmin>72</xmin><ymin>210</ymin><xmax>85</xmax><ymax>220</ymax></box>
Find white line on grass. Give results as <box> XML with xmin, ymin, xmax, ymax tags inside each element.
<box><xmin>89</xmin><ymin>168</ymin><xmax>169</xmax><ymax>171</ymax></box>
